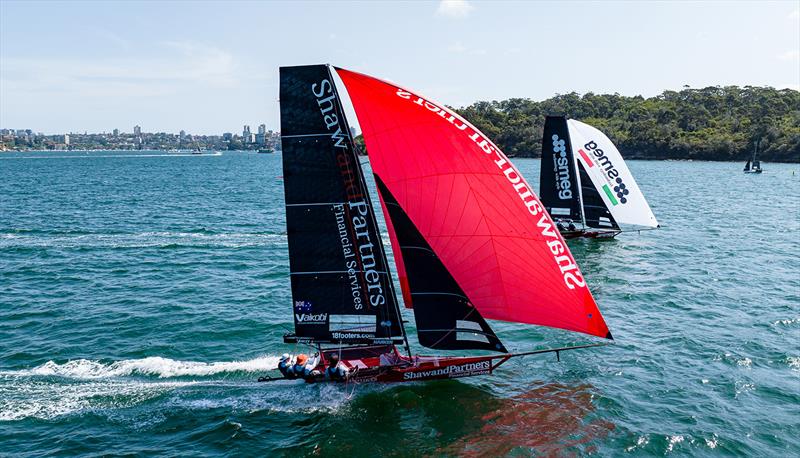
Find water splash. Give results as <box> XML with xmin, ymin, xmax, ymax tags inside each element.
<box><xmin>1</xmin><ymin>355</ymin><xmax>280</xmax><ymax>379</ymax></box>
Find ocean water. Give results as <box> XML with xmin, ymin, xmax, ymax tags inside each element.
<box><xmin>1</xmin><ymin>150</ymin><xmax>798</xmax><ymax>457</ymax></box>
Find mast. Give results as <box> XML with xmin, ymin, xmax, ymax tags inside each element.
<box><xmin>573</xmin><ymin>143</ymin><xmax>588</xmax><ymax>229</ymax></box>
<box><xmin>752</xmin><ymin>139</ymin><xmax>761</xmax><ymax>169</ymax></box>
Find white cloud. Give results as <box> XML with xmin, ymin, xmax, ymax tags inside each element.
<box><xmin>1</xmin><ymin>41</ymin><xmax>239</xmax><ymax>99</ymax></box>
<box><xmin>437</xmin><ymin>0</ymin><xmax>473</xmax><ymax>18</ymax></box>
<box><xmin>777</xmin><ymin>50</ymin><xmax>800</xmax><ymax>61</ymax></box>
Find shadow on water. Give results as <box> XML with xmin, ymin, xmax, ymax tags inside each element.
<box><xmin>291</xmin><ymin>379</ymin><xmax>612</xmax><ymax>457</ymax></box>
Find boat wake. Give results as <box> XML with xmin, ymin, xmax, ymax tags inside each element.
<box><xmin>0</xmin><ymin>355</ymin><xmax>289</xmax><ymax>421</ymax></box>
<box><xmin>1</xmin><ymin>355</ymin><xmax>281</xmax><ymax>379</ymax></box>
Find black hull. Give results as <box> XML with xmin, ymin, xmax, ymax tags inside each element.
<box><xmin>560</xmin><ymin>229</ymin><xmax>621</xmax><ymax>239</ymax></box>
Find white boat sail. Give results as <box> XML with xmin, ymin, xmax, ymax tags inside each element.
<box><xmin>540</xmin><ymin>116</ymin><xmax>658</xmax><ymax>238</ymax></box>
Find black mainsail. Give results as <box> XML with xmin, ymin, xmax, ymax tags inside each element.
<box><xmin>279</xmin><ymin>64</ymin><xmax>405</xmax><ymax>346</ymax></box>
<box><xmin>578</xmin><ymin>165</ymin><xmax>620</xmax><ymax>230</ymax></box>
<box><xmin>541</xmin><ymin>116</ymin><xmax>583</xmax><ymax>226</ymax></box>
<box><xmin>375</xmin><ymin>176</ymin><xmax>507</xmax><ymax>353</ymax></box>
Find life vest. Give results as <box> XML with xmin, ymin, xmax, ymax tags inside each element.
<box><xmin>292</xmin><ymin>363</ymin><xmax>307</xmax><ymax>378</ymax></box>
<box><xmin>325</xmin><ymin>364</ymin><xmax>347</xmax><ymax>382</ymax></box>
<box><xmin>278</xmin><ymin>360</ymin><xmax>296</xmax><ymax>379</ymax></box>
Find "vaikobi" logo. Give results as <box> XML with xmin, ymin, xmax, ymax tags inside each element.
<box><xmin>295</xmin><ymin>313</ymin><xmax>328</xmax><ymax>324</ymax></box>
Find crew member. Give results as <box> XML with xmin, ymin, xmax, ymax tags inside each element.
<box><xmin>324</xmin><ymin>353</ymin><xmax>350</xmax><ymax>382</ymax></box>
<box><xmin>295</xmin><ymin>353</ymin><xmax>321</xmax><ymax>382</ymax></box>
<box><xmin>293</xmin><ymin>353</ymin><xmax>309</xmax><ymax>378</ymax></box>
<box><xmin>277</xmin><ymin>353</ymin><xmax>296</xmax><ymax>379</ymax></box>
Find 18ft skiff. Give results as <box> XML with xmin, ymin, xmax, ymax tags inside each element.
<box><xmin>540</xmin><ymin>116</ymin><xmax>659</xmax><ymax>239</ymax></box>
<box><xmin>269</xmin><ymin>65</ymin><xmax>613</xmax><ymax>384</ymax></box>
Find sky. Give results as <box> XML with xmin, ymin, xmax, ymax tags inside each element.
<box><xmin>1</xmin><ymin>0</ymin><xmax>798</xmax><ymax>135</ymax></box>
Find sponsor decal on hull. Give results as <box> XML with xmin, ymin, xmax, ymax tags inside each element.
<box><xmin>402</xmin><ymin>360</ymin><xmax>492</xmax><ymax>380</ymax></box>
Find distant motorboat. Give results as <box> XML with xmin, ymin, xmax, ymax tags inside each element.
<box><xmin>257</xmin><ymin>148</ymin><xmax>273</xmax><ymax>154</ymax></box>
<box><xmin>744</xmin><ymin>140</ymin><xmax>763</xmax><ymax>174</ymax></box>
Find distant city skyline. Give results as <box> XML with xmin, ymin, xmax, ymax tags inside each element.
<box><xmin>1</xmin><ymin>0</ymin><xmax>798</xmax><ymax>135</ymax></box>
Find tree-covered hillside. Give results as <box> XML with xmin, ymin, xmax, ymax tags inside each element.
<box><xmin>454</xmin><ymin>86</ymin><xmax>800</xmax><ymax>162</ymax></box>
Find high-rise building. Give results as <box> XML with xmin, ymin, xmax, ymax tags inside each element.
<box><xmin>113</xmin><ymin>128</ymin><xmax>119</xmax><ymax>137</ymax></box>
<box><xmin>134</xmin><ymin>125</ymin><xmax>141</xmax><ymax>136</ymax></box>
<box><xmin>179</xmin><ymin>130</ymin><xmax>186</xmax><ymax>141</ymax></box>
<box><xmin>243</xmin><ymin>125</ymin><xmax>251</xmax><ymax>138</ymax></box>
<box><xmin>64</xmin><ymin>134</ymin><xmax>70</xmax><ymax>146</ymax></box>
<box><xmin>258</xmin><ymin>124</ymin><xmax>266</xmax><ymax>135</ymax></box>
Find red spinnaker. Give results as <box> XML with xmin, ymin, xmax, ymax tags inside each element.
<box><xmin>337</xmin><ymin>68</ymin><xmax>611</xmax><ymax>339</ymax></box>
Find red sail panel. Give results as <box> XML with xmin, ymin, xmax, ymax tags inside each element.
<box><xmin>337</xmin><ymin>68</ymin><xmax>611</xmax><ymax>339</ymax></box>
<box><xmin>378</xmin><ymin>194</ymin><xmax>413</xmax><ymax>308</ymax></box>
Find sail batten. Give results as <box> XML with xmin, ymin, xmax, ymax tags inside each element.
<box><xmin>337</xmin><ymin>67</ymin><xmax>611</xmax><ymax>341</ymax></box>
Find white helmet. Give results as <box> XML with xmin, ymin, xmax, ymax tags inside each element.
<box><xmin>280</xmin><ymin>353</ymin><xmax>291</xmax><ymax>362</ymax></box>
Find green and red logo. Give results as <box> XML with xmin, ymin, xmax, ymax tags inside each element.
<box><xmin>578</xmin><ymin>141</ymin><xmax>628</xmax><ymax>205</ymax></box>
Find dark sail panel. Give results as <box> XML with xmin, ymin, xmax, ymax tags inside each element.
<box><xmin>375</xmin><ymin>176</ymin><xmax>506</xmax><ymax>353</ymax></box>
<box><xmin>578</xmin><ymin>161</ymin><xmax>619</xmax><ymax>230</ymax></box>
<box><xmin>540</xmin><ymin>116</ymin><xmax>582</xmax><ymax>225</ymax></box>
<box><xmin>279</xmin><ymin>65</ymin><xmax>404</xmax><ymax>345</ymax></box>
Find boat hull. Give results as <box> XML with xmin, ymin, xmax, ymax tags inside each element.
<box><xmin>560</xmin><ymin>229</ymin><xmax>620</xmax><ymax>239</ymax></box>
<box><xmin>344</xmin><ymin>354</ymin><xmax>502</xmax><ymax>383</ymax></box>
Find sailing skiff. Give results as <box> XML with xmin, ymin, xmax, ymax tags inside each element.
<box><xmin>743</xmin><ymin>140</ymin><xmax>763</xmax><ymax>174</ymax></box>
<box><xmin>265</xmin><ymin>65</ymin><xmax>612</xmax><ymax>384</ymax></box>
<box><xmin>539</xmin><ymin>116</ymin><xmax>659</xmax><ymax>239</ymax></box>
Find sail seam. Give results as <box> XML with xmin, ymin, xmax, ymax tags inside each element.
<box><xmin>411</xmin><ymin>292</ymin><xmax>468</xmax><ymax>298</ymax></box>
<box><xmin>286</xmin><ymin>202</ymin><xmax>347</xmax><ymax>207</ymax></box>
<box><xmin>282</xmin><ymin>133</ymin><xmax>336</xmax><ymax>138</ymax></box>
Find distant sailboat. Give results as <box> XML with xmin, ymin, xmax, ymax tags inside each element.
<box><xmin>744</xmin><ymin>140</ymin><xmax>763</xmax><ymax>174</ymax></box>
<box><xmin>539</xmin><ymin>116</ymin><xmax>659</xmax><ymax>239</ymax></box>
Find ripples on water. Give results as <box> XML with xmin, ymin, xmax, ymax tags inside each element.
<box><xmin>0</xmin><ymin>151</ymin><xmax>798</xmax><ymax>456</ymax></box>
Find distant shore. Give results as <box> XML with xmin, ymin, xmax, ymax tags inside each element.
<box><xmin>456</xmin><ymin>85</ymin><xmax>800</xmax><ymax>164</ymax></box>
<box><xmin>3</xmin><ymin>148</ymin><xmax>799</xmax><ymax>164</ymax></box>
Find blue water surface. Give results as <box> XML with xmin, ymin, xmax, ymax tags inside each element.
<box><xmin>1</xmin><ymin>150</ymin><xmax>798</xmax><ymax>456</ymax></box>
